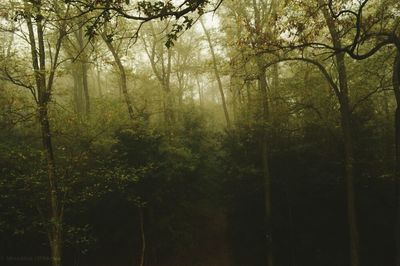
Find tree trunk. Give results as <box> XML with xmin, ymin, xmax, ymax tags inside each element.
<box><xmin>25</xmin><ymin>3</ymin><xmax>65</xmax><ymax>264</ymax></box>
<box><xmin>246</xmin><ymin>81</ymin><xmax>252</xmax><ymax>125</ymax></box>
<box><xmin>164</xmin><ymin>47</ymin><xmax>175</xmax><ymax>127</ymax></box>
<box><xmin>77</xmin><ymin>27</ymin><xmax>90</xmax><ymax>116</ymax></box>
<box><xmin>101</xmin><ymin>33</ymin><xmax>135</xmax><ymax>120</ymax></box>
<box><xmin>392</xmin><ymin>52</ymin><xmax>400</xmax><ymax>266</ymax></box>
<box><xmin>72</xmin><ymin>69</ymin><xmax>83</xmax><ymax>115</ymax></box>
<box><xmin>196</xmin><ymin>75</ymin><xmax>203</xmax><ymax>107</ymax></box>
<box><xmin>339</xmin><ymin>95</ymin><xmax>360</xmax><ymax>266</ymax></box>
<box><xmin>200</xmin><ymin>19</ymin><xmax>231</xmax><ymax>129</ymax></box>
<box><xmin>162</xmin><ymin>84</ymin><xmax>175</xmax><ymax>128</ymax></box>
<box><xmin>138</xmin><ymin>208</ymin><xmax>145</xmax><ymax>266</ymax></box>
<box><xmin>336</xmin><ymin>51</ymin><xmax>360</xmax><ymax>266</ymax></box>
<box><xmin>270</xmin><ymin>64</ymin><xmax>280</xmax><ymax>141</ymax></box>
<box><xmin>142</xmin><ymin>26</ymin><xmax>175</xmax><ymax>127</ymax></box>
<box><xmin>396</xmin><ymin>105</ymin><xmax>400</xmax><ymax>266</ymax></box>
<box><xmin>230</xmin><ymin>74</ymin><xmax>239</xmax><ymax>123</ymax></box>
<box><xmin>320</xmin><ymin>3</ymin><xmax>361</xmax><ymax>264</ymax></box>
<box><xmin>257</xmin><ymin>59</ymin><xmax>274</xmax><ymax>266</ymax></box>
<box><xmin>39</xmin><ymin>105</ymin><xmax>62</xmax><ymax>266</ymax></box>
<box><xmin>81</xmin><ymin>59</ymin><xmax>90</xmax><ymax>116</ymax></box>
<box><xmin>96</xmin><ymin>63</ymin><xmax>103</xmax><ymax>97</ymax></box>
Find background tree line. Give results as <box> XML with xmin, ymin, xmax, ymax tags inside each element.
<box><xmin>0</xmin><ymin>0</ymin><xmax>398</xmax><ymax>265</ymax></box>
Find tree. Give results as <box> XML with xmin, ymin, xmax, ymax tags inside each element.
<box><xmin>101</xmin><ymin>21</ymin><xmax>136</xmax><ymax>120</ymax></box>
<box><xmin>64</xmin><ymin>18</ymin><xmax>91</xmax><ymax>116</ymax></box>
<box><xmin>0</xmin><ymin>1</ymin><xmax>71</xmax><ymax>265</ymax></box>
<box><xmin>220</xmin><ymin>0</ymin><xmax>286</xmax><ymax>264</ymax></box>
<box><xmin>323</xmin><ymin>0</ymin><xmax>400</xmax><ymax>263</ymax></box>
<box><xmin>200</xmin><ymin>18</ymin><xmax>231</xmax><ymax>128</ymax></box>
<box><xmin>141</xmin><ymin>22</ymin><xmax>175</xmax><ymax>127</ymax></box>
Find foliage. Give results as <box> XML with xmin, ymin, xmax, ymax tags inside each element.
<box><xmin>0</xmin><ymin>0</ymin><xmax>398</xmax><ymax>265</ymax></box>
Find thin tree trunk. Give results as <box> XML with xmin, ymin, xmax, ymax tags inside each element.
<box><xmin>251</xmin><ymin>0</ymin><xmax>274</xmax><ymax>263</ymax></box>
<box><xmin>72</xmin><ymin>69</ymin><xmax>83</xmax><ymax>115</ymax></box>
<box><xmin>102</xmin><ymin>32</ymin><xmax>147</xmax><ymax>266</ymax></box>
<box><xmin>257</xmin><ymin>59</ymin><xmax>274</xmax><ymax>266</ymax></box>
<box><xmin>176</xmin><ymin>71</ymin><xmax>184</xmax><ymax>120</ymax></box>
<box><xmin>339</xmin><ymin>94</ymin><xmax>359</xmax><ymax>266</ymax></box>
<box><xmin>101</xmin><ymin>33</ymin><xmax>135</xmax><ymax>120</ymax></box>
<box><xmin>25</xmin><ymin>2</ymin><xmax>64</xmax><ymax>265</ymax></box>
<box><xmin>77</xmin><ymin>27</ymin><xmax>90</xmax><ymax>116</ymax></box>
<box><xmin>196</xmin><ymin>75</ymin><xmax>203</xmax><ymax>107</ymax></box>
<box><xmin>335</xmin><ymin>45</ymin><xmax>360</xmax><ymax>266</ymax></box>
<box><xmin>138</xmin><ymin>208</ymin><xmax>145</xmax><ymax>266</ymax></box>
<box><xmin>81</xmin><ymin>59</ymin><xmax>90</xmax><ymax>115</ymax></box>
<box><xmin>270</xmin><ymin>64</ymin><xmax>279</xmax><ymax>140</ymax></box>
<box><xmin>164</xmin><ymin>47</ymin><xmax>174</xmax><ymax>126</ymax></box>
<box><xmin>392</xmin><ymin>52</ymin><xmax>400</xmax><ymax>266</ymax></box>
<box><xmin>200</xmin><ymin>19</ymin><xmax>231</xmax><ymax>129</ymax></box>
<box><xmin>40</xmin><ymin>106</ymin><xmax>62</xmax><ymax>266</ymax></box>
<box><xmin>142</xmin><ymin>26</ymin><xmax>175</xmax><ymax>127</ymax></box>
<box><xmin>284</xmin><ymin>175</ymin><xmax>297</xmax><ymax>266</ymax></box>
<box><xmin>96</xmin><ymin>63</ymin><xmax>103</xmax><ymax>97</ymax></box>
<box><xmin>320</xmin><ymin>3</ymin><xmax>361</xmax><ymax>265</ymax></box>
<box><xmin>230</xmin><ymin>74</ymin><xmax>239</xmax><ymax>123</ymax></box>
<box><xmin>246</xmin><ymin>81</ymin><xmax>252</xmax><ymax>125</ymax></box>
